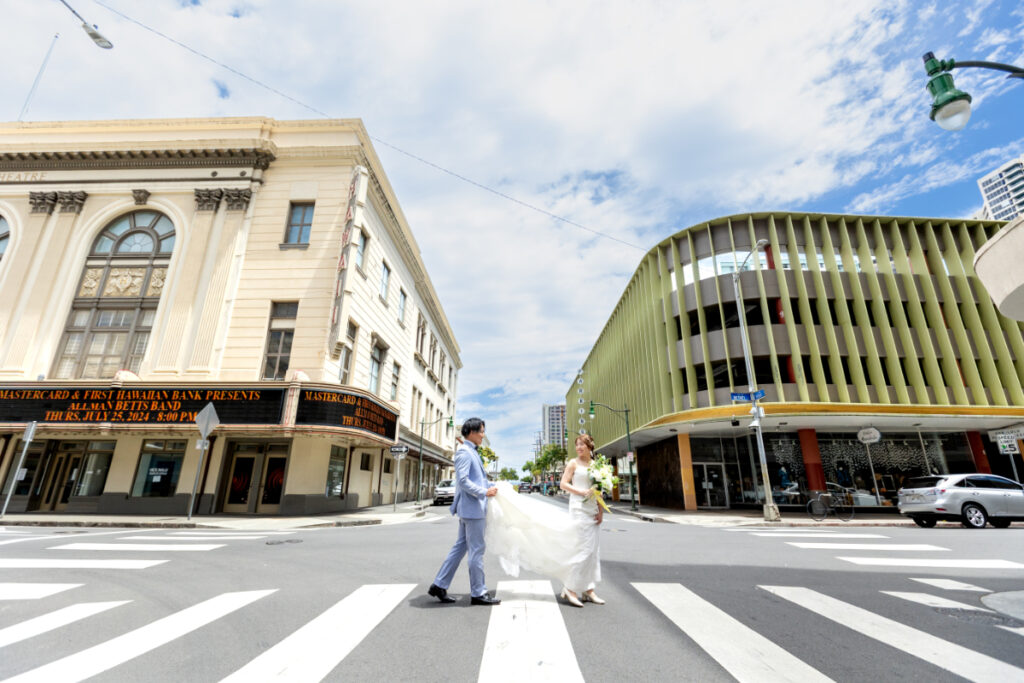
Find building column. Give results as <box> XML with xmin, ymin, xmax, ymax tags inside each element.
<box><xmin>798</xmin><ymin>428</ymin><xmax>826</xmax><ymax>491</ymax></box>
<box><xmin>966</xmin><ymin>431</ymin><xmax>992</xmax><ymax>474</ymax></box>
<box><xmin>676</xmin><ymin>433</ymin><xmax>697</xmax><ymax>511</ymax></box>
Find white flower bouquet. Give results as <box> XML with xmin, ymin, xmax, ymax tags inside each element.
<box><xmin>589</xmin><ymin>453</ymin><xmax>619</xmax><ymax>494</ymax></box>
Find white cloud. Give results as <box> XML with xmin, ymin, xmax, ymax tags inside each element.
<box><xmin>3</xmin><ymin>0</ymin><xmax>1023</xmax><ymax>468</ymax></box>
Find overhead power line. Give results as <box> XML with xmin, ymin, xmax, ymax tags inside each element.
<box><xmin>92</xmin><ymin>1</ymin><xmax>646</xmax><ymax>252</ymax></box>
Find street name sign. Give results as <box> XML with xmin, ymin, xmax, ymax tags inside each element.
<box><xmin>730</xmin><ymin>390</ymin><xmax>766</xmax><ymax>401</ymax></box>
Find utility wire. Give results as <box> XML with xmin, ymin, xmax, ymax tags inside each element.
<box><xmin>92</xmin><ymin>0</ymin><xmax>645</xmax><ymax>251</ymax></box>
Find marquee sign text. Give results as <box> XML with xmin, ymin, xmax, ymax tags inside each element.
<box><xmin>296</xmin><ymin>388</ymin><xmax>398</xmax><ymax>440</ymax></box>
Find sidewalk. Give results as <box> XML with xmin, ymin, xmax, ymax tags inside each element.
<box><xmin>0</xmin><ymin>501</ymin><xmax>434</xmax><ymax>531</ymax></box>
<box><xmin>606</xmin><ymin>501</ymin><xmax>917</xmax><ymax>527</ymax></box>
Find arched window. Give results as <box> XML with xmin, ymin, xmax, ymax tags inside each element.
<box><xmin>0</xmin><ymin>215</ymin><xmax>9</xmax><ymax>261</ymax></box>
<box><xmin>52</xmin><ymin>211</ymin><xmax>176</xmax><ymax>379</ymax></box>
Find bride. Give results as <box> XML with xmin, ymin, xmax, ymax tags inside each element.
<box><xmin>485</xmin><ymin>434</ymin><xmax>605</xmax><ymax>608</ymax></box>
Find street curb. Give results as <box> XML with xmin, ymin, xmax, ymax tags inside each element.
<box><xmin>0</xmin><ymin>520</ymin><xmax>200</xmax><ymax>528</ymax></box>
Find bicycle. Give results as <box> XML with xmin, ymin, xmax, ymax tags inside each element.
<box><xmin>806</xmin><ymin>491</ymin><xmax>854</xmax><ymax>522</ymax></box>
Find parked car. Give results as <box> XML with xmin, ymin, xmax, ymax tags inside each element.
<box><xmin>898</xmin><ymin>473</ymin><xmax>1024</xmax><ymax>528</ymax></box>
<box><xmin>433</xmin><ymin>479</ymin><xmax>455</xmax><ymax>506</ymax></box>
<box><xmin>518</xmin><ymin>481</ymin><xmax>533</xmax><ymax>493</ymax></box>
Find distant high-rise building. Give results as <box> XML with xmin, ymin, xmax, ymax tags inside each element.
<box><xmin>978</xmin><ymin>156</ymin><xmax>1024</xmax><ymax>222</ymax></box>
<box><xmin>542</xmin><ymin>403</ymin><xmax>566</xmax><ymax>448</ymax></box>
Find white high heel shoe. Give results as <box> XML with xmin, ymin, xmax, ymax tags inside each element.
<box><xmin>582</xmin><ymin>590</ymin><xmax>605</xmax><ymax>605</ymax></box>
<box><xmin>560</xmin><ymin>589</ymin><xmax>584</xmax><ymax>608</ymax></box>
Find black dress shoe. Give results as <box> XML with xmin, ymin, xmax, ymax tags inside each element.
<box><xmin>471</xmin><ymin>593</ymin><xmax>501</xmax><ymax>606</ymax></box>
<box><xmin>428</xmin><ymin>584</ymin><xmax>456</xmax><ymax>603</ymax></box>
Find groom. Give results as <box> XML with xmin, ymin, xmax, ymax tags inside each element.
<box><xmin>427</xmin><ymin>417</ymin><xmax>501</xmax><ymax>605</ymax></box>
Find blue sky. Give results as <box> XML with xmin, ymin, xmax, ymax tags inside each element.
<box><xmin>3</xmin><ymin>1</ymin><xmax>1023</xmax><ymax>472</ymax></box>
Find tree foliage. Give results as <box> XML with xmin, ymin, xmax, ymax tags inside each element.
<box><xmin>536</xmin><ymin>444</ymin><xmax>568</xmax><ymax>476</ymax></box>
<box><xmin>478</xmin><ymin>446</ymin><xmax>497</xmax><ymax>466</ymax></box>
<box><xmin>498</xmin><ymin>467</ymin><xmax>519</xmax><ymax>481</ymax></box>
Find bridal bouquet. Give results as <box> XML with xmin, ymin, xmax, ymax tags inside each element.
<box><xmin>589</xmin><ymin>454</ymin><xmax>619</xmax><ymax>493</ymax></box>
<box><xmin>586</xmin><ymin>454</ymin><xmax>619</xmax><ymax>513</ymax></box>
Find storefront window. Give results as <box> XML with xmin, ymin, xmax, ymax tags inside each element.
<box><xmin>326</xmin><ymin>445</ymin><xmax>347</xmax><ymax>497</ymax></box>
<box><xmin>1</xmin><ymin>441</ymin><xmax>41</xmax><ymax>496</ymax></box>
<box><xmin>73</xmin><ymin>441</ymin><xmax>116</xmax><ymax>497</ymax></box>
<box><xmin>131</xmin><ymin>440</ymin><xmax>185</xmax><ymax>497</ymax></box>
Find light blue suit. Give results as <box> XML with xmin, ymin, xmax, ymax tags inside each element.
<box><xmin>433</xmin><ymin>439</ymin><xmax>490</xmax><ymax>597</ymax></box>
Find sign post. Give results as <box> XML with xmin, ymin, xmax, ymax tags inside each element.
<box><xmin>857</xmin><ymin>427</ymin><xmax>883</xmax><ymax>505</ymax></box>
<box><xmin>390</xmin><ymin>445</ymin><xmax>409</xmax><ymax>511</ymax></box>
<box><xmin>188</xmin><ymin>403</ymin><xmax>220</xmax><ymax>520</ymax></box>
<box><xmin>1</xmin><ymin>422</ymin><xmax>37</xmax><ymax>519</ymax></box>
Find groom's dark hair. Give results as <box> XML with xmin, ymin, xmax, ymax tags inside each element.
<box><xmin>462</xmin><ymin>417</ymin><xmax>485</xmax><ymax>437</ymax></box>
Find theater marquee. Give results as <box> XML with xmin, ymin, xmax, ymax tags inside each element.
<box><xmin>296</xmin><ymin>388</ymin><xmax>398</xmax><ymax>440</ymax></box>
<box><xmin>0</xmin><ymin>387</ymin><xmax>286</xmax><ymax>425</ymax></box>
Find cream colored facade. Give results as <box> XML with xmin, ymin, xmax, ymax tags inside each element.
<box><xmin>0</xmin><ymin>117</ymin><xmax>460</xmax><ymax>515</ymax></box>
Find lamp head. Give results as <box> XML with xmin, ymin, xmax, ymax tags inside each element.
<box><xmin>588</xmin><ymin>401</ymin><xmax>595</xmax><ymax>419</ymax></box>
<box><xmin>755</xmin><ymin>239</ymin><xmax>769</xmax><ymax>249</ymax></box>
<box><xmin>923</xmin><ymin>52</ymin><xmax>971</xmax><ymax>131</ymax></box>
<box><xmin>81</xmin><ymin>23</ymin><xmax>113</xmax><ymax>49</ymax></box>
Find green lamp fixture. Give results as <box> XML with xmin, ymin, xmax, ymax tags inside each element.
<box><xmin>922</xmin><ymin>51</ymin><xmax>1023</xmax><ymax>132</ymax></box>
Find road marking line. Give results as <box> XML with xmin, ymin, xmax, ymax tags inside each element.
<box><xmin>725</xmin><ymin>528</ymin><xmax>837</xmax><ymax>532</ymax></box>
<box><xmin>219</xmin><ymin>584</ymin><xmax>414</xmax><ymax>682</ymax></box>
<box><xmin>0</xmin><ymin>537</ymin><xmax>50</xmax><ymax>546</ymax></box>
<box><xmin>788</xmin><ymin>543</ymin><xmax>948</xmax><ymax>551</ymax></box>
<box><xmin>477</xmin><ymin>581</ymin><xmax>584</xmax><ymax>683</ymax></box>
<box><xmin>633</xmin><ymin>583</ymin><xmax>832</xmax><ymax>683</ymax></box>
<box><xmin>0</xmin><ymin>601</ymin><xmax>130</xmax><ymax>648</ymax></box>
<box><xmin>0</xmin><ymin>583</ymin><xmax>80</xmax><ymax>600</ymax></box>
<box><xmin>999</xmin><ymin>626</ymin><xmax>1024</xmax><ymax>638</ymax></box>
<box><xmin>881</xmin><ymin>591</ymin><xmax>993</xmax><ymax>612</ymax></box>
<box><xmin>751</xmin><ymin>533</ymin><xmax>888</xmax><ymax>538</ymax></box>
<box><xmin>837</xmin><ymin>557</ymin><xmax>1024</xmax><ymax>569</ymax></box>
<box><xmin>0</xmin><ymin>559</ymin><xmax>166</xmax><ymax>569</ymax></box>
<box><xmin>49</xmin><ymin>543</ymin><xmax>223</xmax><ymax>552</ymax></box>
<box><xmin>3</xmin><ymin>590</ymin><xmax>275</xmax><ymax>683</ymax></box>
<box><xmin>909</xmin><ymin>578</ymin><xmax>990</xmax><ymax>592</ymax></box>
<box><xmin>759</xmin><ymin>585</ymin><xmax>1024</xmax><ymax>681</ymax></box>
<box><xmin>122</xmin><ymin>535</ymin><xmax>266</xmax><ymax>541</ymax></box>
<box><xmin>171</xmin><ymin>531</ymin><xmax>295</xmax><ymax>536</ymax></box>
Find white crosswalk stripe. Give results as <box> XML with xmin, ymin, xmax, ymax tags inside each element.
<box><xmin>219</xmin><ymin>584</ymin><xmax>414</xmax><ymax>682</ymax></box>
<box><xmin>838</xmin><ymin>557</ymin><xmax>1024</xmax><ymax>569</ymax></box>
<box><xmin>0</xmin><ymin>537</ymin><xmax>50</xmax><ymax>547</ymax></box>
<box><xmin>169</xmin><ymin>531</ymin><xmax>296</xmax><ymax>536</ymax></box>
<box><xmin>633</xmin><ymin>582</ymin><xmax>833</xmax><ymax>683</ymax></box>
<box><xmin>2</xmin><ymin>590</ymin><xmax>275</xmax><ymax>683</ymax></box>
<box><xmin>0</xmin><ymin>583</ymin><xmax>80</xmax><ymax>600</ymax></box>
<box><xmin>787</xmin><ymin>542</ymin><xmax>948</xmax><ymax>551</ymax></box>
<box><xmin>49</xmin><ymin>543</ymin><xmax>224</xmax><ymax>552</ymax></box>
<box><xmin>0</xmin><ymin>559</ymin><xmax>166</xmax><ymax>569</ymax></box>
<box><xmin>123</xmin><ymin>535</ymin><xmax>266</xmax><ymax>541</ymax></box>
<box><xmin>0</xmin><ymin>601</ymin><xmax>130</xmax><ymax>648</ymax></box>
<box><xmin>909</xmin><ymin>578</ymin><xmax>990</xmax><ymax>592</ymax></box>
<box><xmin>478</xmin><ymin>581</ymin><xmax>584</xmax><ymax>683</ymax></box>
<box><xmin>881</xmin><ymin>591</ymin><xmax>994</xmax><ymax>612</ymax></box>
<box><xmin>750</xmin><ymin>532</ymin><xmax>889</xmax><ymax>538</ymax></box>
<box><xmin>759</xmin><ymin>585</ymin><xmax>1024</xmax><ymax>681</ymax></box>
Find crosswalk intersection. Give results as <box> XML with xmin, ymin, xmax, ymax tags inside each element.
<box><xmin>0</xmin><ymin>525</ymin><xmax>1023</xmax><ymax>681</ymax></box>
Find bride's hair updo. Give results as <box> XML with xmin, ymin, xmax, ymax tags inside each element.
<box><xmin>575</xmin><ymin>433</ymin><xmax>595</xmax><ymax>453</ymax></box>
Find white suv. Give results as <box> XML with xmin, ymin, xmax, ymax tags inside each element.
<box><xmin>433</xmin><ymin>479</ymin><xmax>455</xmax><ymax>506</ymax></box>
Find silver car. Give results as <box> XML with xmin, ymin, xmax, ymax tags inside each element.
<box><xmin>898</xmin><ymin>473</ymin><xmax>1024</xmax><ymax>528</ymax></box>
<box><xmin>433</xmin><ymin>479</ymin><xmax>455</xmax><ymax>506</ymax></box>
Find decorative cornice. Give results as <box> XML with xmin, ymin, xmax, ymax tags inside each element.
<box><xmin>29</xmin><ymin>191</ymin><xmax>57</xmax><ymax>214</ymax></box>
<box><xmin>0</xmin><ymin>148</ymin><xmax>275</xmax><ymax>172</ymax></box>
<box><xmin>222</xmin><ymin>188</ymin><xmax>252</xmax><ymax>211</ymax></box>
<box><xmin>57</xmin><ymin>190</ymin><xmax>87</xmax><ymax>214</ymax></box>
<box><xmin>194</xmin><ymin>188</ymin><xmax>223</xmax><ymax>211</ymax></box>
<box><xmin>132</xmin><ymin>189</ymin><xmax>150</xmax><ymax>205</ymax></box>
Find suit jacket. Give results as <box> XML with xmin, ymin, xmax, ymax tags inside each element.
<box><xmin>450</xmin><ymin>440</ymin><xmax>489</xmax><ymax>519</ymax></box>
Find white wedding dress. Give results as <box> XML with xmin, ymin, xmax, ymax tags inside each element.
<box><xmin>485</xmin><ymin>468</ymin><xmax>601</xmax><ymax>593</ymax></box>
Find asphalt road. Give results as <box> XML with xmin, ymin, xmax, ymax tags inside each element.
<box><xmin>2</xmin><ymin>496</ymin><xmax>1024</xmax><ymax>682</ymax></box>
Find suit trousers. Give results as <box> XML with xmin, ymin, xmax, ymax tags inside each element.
<box><xmin>433</xmin><ymin>516</ymin><xmax>487</xmax><ymax>598</ymax></box>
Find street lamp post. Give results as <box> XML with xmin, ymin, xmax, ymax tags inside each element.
<box><xmin>732</xmin><ymin>240</ymin><xmax>781</xmax><ymax>522</ymax></box>
<box><xmin>57</xmin><ymin>0</ymin><xmax>114</xmax><ymax>49</ymax></box>
<box><xmin>921</xmin><ymin>52</ymin><xmax>1023</xmax><ymax>131</ymax></box>
<box><xmin>588</xmin><ymin>401</ymin><xmax>638</xmax><ymax>511</ymax></box>
<box><xmin>417</xmin><ymin>415</ymin><xmax>453</xmax><ymax>504</ymax></box>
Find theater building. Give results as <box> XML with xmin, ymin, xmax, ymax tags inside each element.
<box><xmin>0</xmin><ymin>117</ymin><xmax>460</xmax><ymax>516</ymax></box>
<box><xmin>571</xmin><ymin>211</ymin><xmax>1024</xmax><ymax>510</ymax></box>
